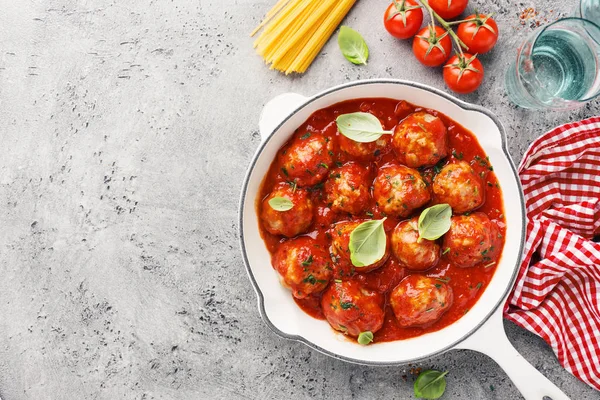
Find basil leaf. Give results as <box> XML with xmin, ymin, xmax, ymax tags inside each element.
<box><xmin>418</xmin><ymin>204</ymin><xmax>452</xmax><ymax>241</ymax></box>
<box><xmin>268</xmin><ymin>197</ymin><xmax>293</xmax><ymax>211</ymax></box>
<box><xmin>338</xmin><ymin>26</ymin><xmax>369</xmax><ymax>65</ymax></box>
<box><xmin>349</xmin><ymin>218</ymin><xmax>387</xmax><ymax>267</ymax></box>
<box><xmin>336</xmin><ymin>112</ymin><xmax>393</xmax><ymax>143</ymax></box>
<box><xmin>414</xmin><ymin>370</ymin><xmax>448</xmax><ymax>399</ymax></box>
<box><xmin>357</xmin><ymin>331</ymin><xmax>373</xmax><ymax>345</ymax></box>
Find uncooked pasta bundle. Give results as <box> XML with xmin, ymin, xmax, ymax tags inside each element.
<box><xmin>251</xmin><ymin>0</ymin><xmax>357</xmax><ymax>74</ymax></box>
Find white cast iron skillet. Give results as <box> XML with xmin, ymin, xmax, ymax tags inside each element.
<box><xmin>239</xmin><ymin>80</ymin><xmax>569</xmax><ymax>400</ymax></box>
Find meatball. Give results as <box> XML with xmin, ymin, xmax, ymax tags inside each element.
<box><xmin>261</xmin><ymin>182</ymin><xmax>313</xmax><ymax>237</ymax></box>
<box><xmin>373</xmin><ymin>165</ymin><xmax>430</xmax><ymax>218</ymax></box>
<box><xmin>391</xmin><ymin>217</ymin><xmax>440</xmax><ymax>271</ymax></box>
<box><xmin>272</xmin><ymin>237</ymin><xmax>332</xmax><ymax>299</ymax></box>
<box><xmin>321</xmin><ymin>280</ymin><xmax>385</xmax><ymax>337</ymax></box>
<box><xmin>443</xmin><ymin>213</ymin><xmax>501</xmax><ymax>268</ymax></box>
<box><xmin>324</xmin><ymin>162</ymin><xmax>371</xmax><ymax>215</ymax></box>
<box><xmin>433</xmin><ymin>161</ymin><xmax>484</xmax><ymax>214</ymax></box>
<box><xmin>338</xmin><ymin>133</ymin><xmax>390</xmax><ymax>161</ymax></box>
<box><xmin>392</xmin><ymin>112</ymin><xmax>448</xmax><ymax>167</ymax></box>
<box><xmin>390</xmin><ymin>275</ymin><xmax>453</xmax><ymax>328</ymax></box>
<box><xmin>330</xmin><ymin>220</ymin><xmax>390</xmax><ymax>276</ymax></box>
<box><xmin>279</xmin><ymin>132</ymin><xmax>333</xmax><ymax>187</ymax></box>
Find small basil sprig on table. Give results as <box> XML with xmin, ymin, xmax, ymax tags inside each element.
<box><xmin>268</xmin><ymin>197</ymin><xmax>293</xmax><ymax>211</ymax></box>
<box><xmin>357</xmin><ymin>331</ymin><xmax>373</xmax><ymax>345</ymax></box>
<box><xmin>337</xmin><ymin>26</ymin><xmax>369</xmax><ymax>65</ymax></box>
<box><xmin>349</xmin><ymin>218</ymin><xmax>387</xmax><ymax>267</ymax></box>
<box><xmin>418</xmin><ymin>204</ymin><xmax>452</xmax><ymax>242</ymax></box>
<box><xmin>414</xmin><ymin>369</ymin><xmax>448</xmax><ymax>399</ymax></box>
<box><xmin>336</xmin><ymin>112</ymin><xmax>393</xmax><ymax>143</ymax></box>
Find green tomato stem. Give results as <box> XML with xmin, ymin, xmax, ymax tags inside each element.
<box><xmin>446</xmin><ymin>18</ymin><xmax>476</xmax><ymax>25</ymax></box>
<box><xmin>416</xmin><ymin>0</ymin><xmax>469</xmax><ymax>52</ymax></box>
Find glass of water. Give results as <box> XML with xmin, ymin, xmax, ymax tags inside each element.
<box><xmin>576</xmin><ymin>0</ymin><xmax>600</xmax><ymax>21</ymax></box>
<box><xmin>505</xmin><ymin>17</ymin><xmax>600</xmax><ymax>110</ymax></box>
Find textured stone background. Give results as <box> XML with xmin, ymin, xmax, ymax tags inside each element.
<box><xmin>0</xmin><ymin>0</ymin><xmax>598</xmax><ymax>399</ymax></box>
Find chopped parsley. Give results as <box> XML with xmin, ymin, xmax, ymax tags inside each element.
<box><xmin>340</xmin><ymin>302</ymin><xmax>355</xmax><ymax>310</ymax></box>
<box><xmin>302</xmin><ymin>255</ymin><xmax>313</xmax><ymax>266</ymax></box>
<box><xmin>433</xmin><ymin>160</ymin><xmax>445</xmax><ymax>175</ymax></box>
<box><xmin>300</xmin><ymin>132</ymin><xmax>311</xmax><ymax>140</ymax></box>
<box><xmin>303</xmin><ymin>274</ymin><xmax>327</xmax><ymax>285</ymax></box>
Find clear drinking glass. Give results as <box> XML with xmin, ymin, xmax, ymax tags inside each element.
<box><xmin>576</xmin><ymin>0</ymin><xmax>600</xmax><ymax>21</ymax></box>
<box><xmin>505</xmin><ymin>17</ymin><xmax>600</xmax><ymax>110</ymax></box>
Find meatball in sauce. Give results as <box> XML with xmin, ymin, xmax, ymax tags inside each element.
<box><xmin>272</xmin><ymin>237</ymin><xmax>332</xmax><ymax>299</ymax></box>
<box><xmin>391</xmin><ymin>217</ymin><xmax>440</xmax><ymax>271</ymax></box>
<box><xmin>260</xmin><ymin>182</ymin><xmax>313</xmax><ymax>237</ymax></box>
<box><xmin>321</xmin><ymin>280</ymin><xmax>385</xmax><ymax>337</ymax></box>
<box><xmin>330</xmin><ymin>220</ymin><xmax>390</xmax><ymax>277</ymax></box>
<box><xmin>443</xmin><ymin>213</ymin><xmax>501</xmax><ymax>268</ymax></box>
<box><xmin>339</xmin><ymin>133</ymin><xmax>391</xmax><ymax>161</ymax></box>
<box><xmin>433</xmin><ymin>161</ymin><xmax>484</xmax><ymax>214</ymax></box>
<box><xmin>373</xmin><ymin>165</ymin><xmax>430</xmax><ymax>218</ymax></box>
<box><xmin>390</xmin><ymin>275</ymin><xmax>453</xmax><ymax>328</ymax></box>
<box><xmin>392</xmin><ymin>112</ymin><xmax>448</xmax><ymax>167</ymax></box>
<box><xmin>324</xmin><ymin>162</ymin><xmax>371</xmax><ymax>215</ymax></box>
<box><xmin>279</xmin><ymin>132</ymin><xmax>333</xmax><ymax>187</ymax></box>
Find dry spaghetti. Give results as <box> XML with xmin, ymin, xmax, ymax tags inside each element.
<box><xmin>251</xmin><ymin>0</ymin><xmax>357</xmax><ymax>74</ymax></box>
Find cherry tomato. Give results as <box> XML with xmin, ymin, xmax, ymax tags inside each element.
<box><xmin>428</xmin><ymin>0</ymin><xmax>468</xmax><ymax>20</ymax></box>
<box><xmin>412</xmin><ymin>26</ymin><xmax>451</xmax><ymax>67</ymax></box>
<box><xmin>443</xmin><ymin>53</ymin><xmax>484</xmax><ymax>94</ymax></box>
<box><xmin>457</xmin><ymin>14</ymin><xmax>499</xmax><ymax>54</ymax></box>
<box><xmin>384</xmin><ymin>0</ymin><xmax>423</xmax><ymax>39</ymax></box>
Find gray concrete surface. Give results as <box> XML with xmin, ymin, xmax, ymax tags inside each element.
<box><xmin>0</xmin><ymin>0</ymin><xmax>598</xmax><ymax>399</ymax></box>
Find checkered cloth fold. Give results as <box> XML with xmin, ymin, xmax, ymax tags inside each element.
<box><xmin>504</xmin><ymin>116</ymin><xmax>600</xmax><ymax>391</ymax></box>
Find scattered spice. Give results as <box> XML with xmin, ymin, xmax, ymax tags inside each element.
<box><xmin>517</xmin><ymin>7</ymin><xmax>552</xmax><ymax>29</ymax></box>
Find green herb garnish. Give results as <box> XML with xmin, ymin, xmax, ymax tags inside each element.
<box><xmin>414</xmin><ymin>370</ymin><xmax>448</xmax><ymax>400</ymax></box>
<box><xmin>357</xmin><ymin>331</ymin><xmax>373</xmax><ymax>345</ymax></box>
<box><xmin>335</xmin><ymin>112</ymin><xmax>393</xmax><ymax>143</ymax></box>
<box><xmin>337</xmin><ymin>26</ymin><xmax>369</xmax><ymax>65</ymax></box>
<box><xmin>348</xmin><ymin>218</ymin><xmax>387</xmax><ymax>267</ymax></box>
<box><xmin>418</xmin><ymin>204</ymin><xmax>452</xmax><ymax>242</ymax></box>
<box><xmin>302</xmin><ymin>255</ymin><xmax>313</xmax><ymax>266</ymax></box>
<box><xmin>268</xmin><ymin>197</ymin><xmax>293</xmax><ymax>211</ymax></box>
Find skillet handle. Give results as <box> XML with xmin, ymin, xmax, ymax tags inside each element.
<box><xmin>455</xmin><ymin>307</ymin><xmax>570</xmax><ymax>400</ymax></box>
<box><xmin>259</xmin><ymin>93</ymin><xmax>308</xmax><ymax>142</ymax></box>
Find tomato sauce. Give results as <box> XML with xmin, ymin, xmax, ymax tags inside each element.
<box><xmin>257</xmin><ymin>98</ymin><xmax>506</xmax><ymax>342</ymax></box>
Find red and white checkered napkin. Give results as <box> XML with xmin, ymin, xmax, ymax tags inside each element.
<box><xmin>504</xmin><ymin>116</ymin><xmax>600</xmax><ymax>391</ymax></box>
